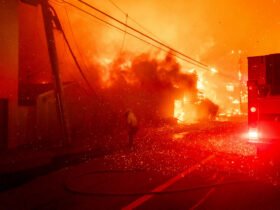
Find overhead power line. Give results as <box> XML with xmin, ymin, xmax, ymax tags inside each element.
<box><xmin>106</xmin><ymin>0</ymin><xmax>126</xmax><ymax>16</ymax></box>
<box><xmin>63</xmin><ymin>1</ymin><xmax>211</xmax><ymax>68</ymax></box>
<box><xmin>77</xmin><ymin>0</ymin><xmax>209</xmax><ymax>69</ymax></box>
<box><xmin>63</xmin><ymin>5</ymin><xmax>94</xmax><ymax>79</ymax></box>
<box><xmin>119</xmin><ymin>13</ymin><xmax>128</xmax><ymax>54</ymax></box>
<box><xmin>50</xmin><ymin>4</ymin><xmax>97</xmax><ymax>94</ymax></box>
<box><xmin>52</xmin><ymin>0</ymin><xmax>238</xmax><ymax>80</ymax></box>
<box><xmin>104</xmin><ymin>0</ymin><xmax>240</xmax><ymax>80</ymax></box>
<box><xmin>76</xmin><ymin>0</ymin><xmax>240</xmax><ymax>80</ymax></box>
<box><xmin>106</xmin><ymin>0</ymin><xmax>167</xmax><ymax>48</ymax></box>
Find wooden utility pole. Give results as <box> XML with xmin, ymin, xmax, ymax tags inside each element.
<box><xmin>40</xmin><ymin>0</ymin><xmax>70</xmax><ymax>145</ymax></box>
<box><xmin>21</xmin><ymin>0</ymin><xmax>70</xmax><ymax>145</ymax></box>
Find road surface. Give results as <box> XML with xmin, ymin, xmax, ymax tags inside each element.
<box><xmin>1</xmin><ymin>121</ymin><xmax>280</xmax><ymax>209</ymax></box>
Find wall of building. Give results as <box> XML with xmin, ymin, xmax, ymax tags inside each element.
<box><xmin>0</xmin><ymin>0</ymin><xmax>18</xmax><ymax>148</ymax></box>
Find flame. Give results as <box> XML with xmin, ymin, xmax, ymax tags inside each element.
<box><xmin>174</xmin><ymin>100</ymin><xmax>185</xmax><ymax>123</ymax></box>
<box><xmin>45</xmin><ymin>0</ymin><xmax>277</xmax><ymax>119</ymax></box>
<box><xmin>174</xmin><ymin>95</ymin><xmax>198</xmax><ymax>124</ymax></box>
<box><xmin>99</xmin><ymin>57</ymin><xmax>113</xmax><ymax>88</ymax></box>
<box><xmin>210</xmin><ymin>67</ymin><xmax>218</xmax><ymax>74</ymax></box>
<box><xmin>196</xmin><ymin>72</ymin><xmax>204</xmax><ymax>90</ymax></box>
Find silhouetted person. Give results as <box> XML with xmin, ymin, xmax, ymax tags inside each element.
<box><xmin>125</xmin><ymin>110</ymin><xmax>138</xmax><ymax>149</ymax></box>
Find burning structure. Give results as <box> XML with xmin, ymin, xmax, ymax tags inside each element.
<box><xmin>16</xmin><ymin>0</ymin><xmax>220</xmax><ymax>146</ymax></box>
<box><xmin>34</xmin><ymin>51</ymin><xmax>219</xmax><ymax>144</ymax></box>
<box><xmin>1</xmin><ymin>0</ymin><xmax>222</xmax><ymax>149</ymax></box>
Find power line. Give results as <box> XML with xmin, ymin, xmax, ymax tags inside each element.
<box><xmin>104</xmin><ymin>0</ymin><xmax>238</xmax><ymax>80</ymax></box>
<box><xmin>107</xmin><ymin>0</ymin><xmax>126</xmax><ymax>16</ymax></box>
<box><xmin>77</xmin><ymin>0</ymin><xmax>209</xmax><ymax>69</ymax></box>
<box><xmin>106</xmin><ymin>0</ymin><xmax>129</xmax><ymax>54</ymax></box>
<box><xmin>107</xmin><ymin>0</ymin><xmax>129</xmax><ymax>55</ymax></box>
<box><xmin>51</xmin><ymin>0</ymin><xmax>237</xmax><ymax>80</ymax></box>
<box><xmin>106</xmin><ymin>0</ymin><xmax>167</xmax><ymax>46</ymax></box>
<box><xmin>63</xmin><ymin>1</ymin><xmax>237</xmax><ymax>80</ymax></box>
<box><xmin>50</xmin><ymin>5</ymin><xmax>97</xmax><ymax>94</ymax></box>
<box><xmin>77</xmin><ymin>0</ymin><xmax>239</xmax><ymax>80</ymax></box>
<box><xmin>106</xmin><ymin>0</ymin><xmax>230</xmax><ymax>79</ymax></box>
<box><xmin>119</xmin><ymin>13</ymin><xmax>128</xmax><ymax>54</ymax></box>
<box><xmin>63</xmin><ymin>1</ymin><xmax>211</xmax><ymax>69</ymax></box>
<box><xmin>64</xmin><ymin>5</ymin><xmax>93</xmax><ymax>78</ymax></box>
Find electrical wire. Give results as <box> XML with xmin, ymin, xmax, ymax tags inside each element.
<box><xmin>77</xmin><ymin>0</ymin><xmax>209</xmax><ymax>69</ymax></box>
<box><xmin>106</xmin><ymin>0</ymin><xmax>165</xmax><ymax>43</ymax></box>
<box><xmin>62</xmin><ymin>0</ymin><xmax>238</xmax><ymax>80</ymax></box>
<box><xmin>104</xmin><ymin>0</ymin><xmax>129</xmax><ymax>54</ymax></box>
<box><xmin>49</xmin><ymin>1</ymin><xmax>98</xmax><ymax>96</ymax></box>
<box><xmin>64</xmin><ymin>5</ymin><xmax>93</xmax><ymax>81</ymax></box>
<box><xmin>63</xmin><ymin>1</ymin><xmax>211</xmax><ymax>69</ymax></box>
<box><xmin>50</xmin><ymin>5</ymin><xmax>97</xmax><ymax>95</ymax></box>
<box><xmin>51</xmin><ymin>0</ymin><xmax>205</xmax><ymax>78</ymax></box>
<box><xmin>119</xmin><ymin>13</ymin><xmax>128</xmax><ymax>54</ymax></box>
<box><xmin>106</xmin><ymin>0</ymin><xmax>126</xmax><ymax>16</ymax></box>
<box><xmin>51</xmin><ymin>0</ymin><xmax>238</xmax><ymax>80</ymax></box>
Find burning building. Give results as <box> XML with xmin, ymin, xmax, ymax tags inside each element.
<box><xmin>33</xmin><ymin>51</ymin><xmax>201</xmax><ymax>143</ymax></box>
<box><xmin>33</xmin><ymin>50</ymin><xmax>219</xmax><ymax>145</ymax></box>
<box><xmin>1</xmin><ymin>0</ymin><xmax>222</xmax><ymax>149</ymax></box>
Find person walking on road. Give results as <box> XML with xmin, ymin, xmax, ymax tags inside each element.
<box><xmin>125</xmin><ymin>109</ymin><xmax>138</xmax><ymax>149</ymax></box>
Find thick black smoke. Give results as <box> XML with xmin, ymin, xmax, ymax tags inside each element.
<box><xmin>96</xmin><ymin>52</ymin><xmax>198</xmax><ymax>97</ymax></box>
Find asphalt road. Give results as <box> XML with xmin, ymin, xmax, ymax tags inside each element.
<box><xmin>1</xmin><ymin>121</ymin><xmax>280</xmax><ymax>210</ymax></box>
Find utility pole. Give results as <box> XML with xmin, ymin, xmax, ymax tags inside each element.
<box><xmin>41</xmin><ymin>0</ymin><xmax>71</xmax><ymax>145</ymax></box>
<box><xmin>21</xmin><ymin>0</ymin><xmax>71</xmax><ymax>145</ymax></box>
<box><xmin>238</xmin><ymin>52</ymin><xmax>243</xmax><ymax>115</ymax></box>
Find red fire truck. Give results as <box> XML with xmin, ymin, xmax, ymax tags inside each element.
<box><xmin>247</xmin><ymin>53</ymin><xmax>280</xmax><ymax>154</ymax></box>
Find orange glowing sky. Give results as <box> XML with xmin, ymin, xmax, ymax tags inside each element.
<box><xmin>53</xmin><ymin>0</ymin><xmax>280</xmax><ymax>74</ymax></box>
<box><xmin>48</xmin><ymin>0</ymin><xmax>280</xmax><ymax>109</ymax></box>
<box><xmin>47</xmin><ymin>0</ymin><xmax>280</xmax><ymax>112</ymax></box>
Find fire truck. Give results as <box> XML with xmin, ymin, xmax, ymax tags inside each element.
<box><xmin>247</xmin><ymin>53</ymin><xmax>280</xmax><ymax>154</ymax></box>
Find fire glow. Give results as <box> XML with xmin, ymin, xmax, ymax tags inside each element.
<box><xmin>174</xmin><ymin>96</ymin><xmax>198</xmax><ymax>124</ymax></box>
<box><xmin>173</xmin><ymin>68</ymin><xmax>220</xmax><ymax>124</ymax></box>
<box><xmin>92</xmin><ymin>52</ymin><xmax>219</xmax><ymax>124</ymax></box>
<box><xmin>174</xmin><ymin>74</ymin><xmax>205</xmax><ymax>124</ymax></box>
<box><xmin>36</xmin><ymin>0</ymin><xmax>279</xmax><ymax>121</ymax></box>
